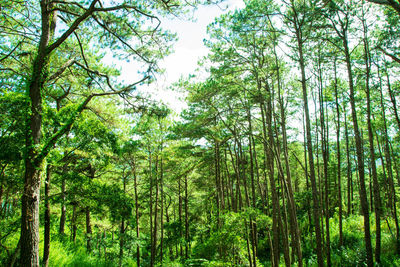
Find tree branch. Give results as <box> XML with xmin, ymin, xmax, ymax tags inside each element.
<box><xmin>0</xmin><ymin>41</ymin><xmax>22</xmax><ymax>63</ymax></box>
<box><xmin>36</xmin><ymin>75</ymin><xmax>150</xmax><ymax>162</ymax></box>
<box><xmin>47</xmin><ymin>0</ymin><xmax>99</xmax><ymax>54</ymax></box>
<box><xmin>367</xmin><ymin>0</ymin><xmax>400</xmax><ymax>14</ymax></box>
<box><xmin>48</xmin><ymin>58</ymin><xmax>76</xmax><ymax>81</ymax></box>
<box><xmin>377</xmin><ymin>46</ymin><xmax>400</xmax><ymax>64</ymax></box>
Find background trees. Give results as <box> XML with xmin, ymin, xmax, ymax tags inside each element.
<box><xmin>1</xmin><ymin>0</ymin><xmax>400</xmax><ymax>266</ymax></box>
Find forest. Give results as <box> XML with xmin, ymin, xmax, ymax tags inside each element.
<box><xmin>1</xmin><ymin>0</ymin><xmax>400</xmax><ymax>266</ymax></box>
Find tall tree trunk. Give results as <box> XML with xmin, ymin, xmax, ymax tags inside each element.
<box><xmin>178</xmin><ymin>174</ymin><xmax>183</xmax><ymax>258</ymax></box>
<box><xmin>160</xmin><ymin>163</ymin><xmax>164</xmax><ymax>264</ymax></box>
<box><xmin>316</xmin><ymin>46</ymin><xmax>330</xmax><ymax>266</ymax></box>
<box><xmin>291</xmin><ymin>7</ymin><xmax>324</xmax><ymax>265</ymax></box>
<box><xmin>362</xmin><ymin>12</ymin><xmax>381</xmax><ymax>262</ymax></box>
<box><xmin>149</xmin><ymin>149</ymin><xmax>155</xmax><ymax>267</ymax></box>
<box><xmin>214</xmin><ymin>140</ymin><xmax>221</xmax><ymax>229</ymax></box>
<box><xmin>246</xmin><ymin>105</ymin><xmax>257</xmax><ymax>267</ymax></box>
<box><xmin>43</xmin><ymin>165</ymin><xmax>51</xmax><ymax>267</ymax></box>
<box><xmin>379</xmin><ymin>73</ymin><xmax>400</xmax><ymax>255</ymax></box>
<box><xmin>119</xmin><ymin>173</ymin><xmax>127</xmax><ymax>267</ymax></box>
<box><xmin>334</xmin><ymin>57</ymin><xmax>343</xmax><ymax>247</ymax></box>
<box><xmin>264</xmin><ymin>83</ymin><xmax>289</xmax><ymax>267</ymax></box>
<box><xmin>20</xmin><ymin>2</ymin><xmax>56</xmax><ymax>264</ymax></box>
<box><xmin>184</xmin><ymin>175</ymin><xmax>189</xmax><ymax>259</ymax></box>
<box><xmin>133</xmin><ymin>158</ymin><xmax>140</xmax><ymax>267</ymax></box>
<box><xmin>344</xmin><ymin>109</ymin><xmax>353</xmax><ymax>216</ymax></box>
<box><xmin>152</xmin><ymin>155</ymin><xmax>159</xmax><ymax>265</ymax></box>
<box><xmin>341</xmin><ymin>23</ymin><xmax>373</xmax><ymax>267</ymax></box>
<box><xmin>273</xmin><ymin>31</ymin><xmax>303</xmax><ymax>266</ymax></box>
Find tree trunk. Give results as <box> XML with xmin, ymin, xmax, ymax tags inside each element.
<box><xmin>273</xmin><ymin>33</ymin><xmax>303</xmax><ymax>266</ymax></box>
<box><xmin>379</xmin><ymin>74</ymin><xmax>400</xmax><ymax>255</ymax></box>
<box><xmin>149</xmin><ymin>149</ymin><xmax>154</xmax><ymax>267</ymax></box>
<box><xmin>133</xmin><ymin>158</ymin><xmax>140</xmax><ymax>267</ymax></box>
<box><xmin>20</xmin><ymin>1</ymin><xmax>56</xmax><ymax>265</ymax></box>
<box><xmin>160</xmin><ymin>145</ymin><xmax>164</xmax><ymax>264</ymax></box>
<box><xmin>59</xmin><ymin>178</ymin><xmax>66</xmax><ymax>235</ymax></box>
<box><xmin>119</xmin><ymin>173</ymin><xmax>127</xmax><ymax>267</ymax></box>
<box><xmin>152</xmin><ymin>154</ymin><xmax>159</xmax><ymax>265</ymax></box>
<box><xmin>184</xmin><ymin>175</ymin><xmax>189</xmax><ymax>259</ymax></box>
<box><xmin>86</xmin><ymin>207</ymin><xmax>92</xmax><ymax>252</ymax></box>
<box><xmin>316</xmin><ymin>46</ymin><xmax>330</xmax><ymax>266</ymax></box>
<box><xmin>43</xmin><ymin>165</ymin><xmax>51</xmax><ymax>267</ymax></box>
<box><xmin>362</xmin><ymin>13</ymin><xmax>381</xmax><ymax>262</ymax></box>
<box><xmin>334</xmin><ymin>57</ymin><xmax>343</xmax><ymax>247</ymax></box>
<box><xmin>71</xmin><ymin>202</ymin><xmax>77</xmax><ymax>243</ymax></box>
<box><xmin>344</xmin><ymin>110</ymin><xmax>353</xmax><ymax>216</ymax></box>
<box><xmin>246</xmin><ymin>106</ymin><xmax>257</xmax><ymax>266</ymax></box>
<box><xmin>292</xmin><ymin>10</ymin><xmax>324</xmax><ymax>265</ymax></box>
<box><xmin>342</xmin><ymin>25</ymin><xmax>373</xmax><ymax>267</ymax></box>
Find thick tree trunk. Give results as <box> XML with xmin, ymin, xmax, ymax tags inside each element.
<box><xmin>20</xmin><ymin>165</ymin><xmax>43</xmax><ymax>267</ymax></box>
<box><xmin>20</xmin><ymin>1</ymin><xmax>56</xmax><ymax>265</ymax></box>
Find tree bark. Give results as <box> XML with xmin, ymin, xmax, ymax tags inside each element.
<box><xmin>43</xmin><ymin>165</ymin><xmax>51</xmax><ymax>267</ymax></box>
<box><xmin>20</xmin><ymin>1</ymin><xmax>57</xmax><ymax>264</ymax></box>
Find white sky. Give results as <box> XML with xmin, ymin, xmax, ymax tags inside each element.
<box><xmin>117</xmin><ymin>0</ymin><xmax>245</xmax><ymax>113</ymax></box>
